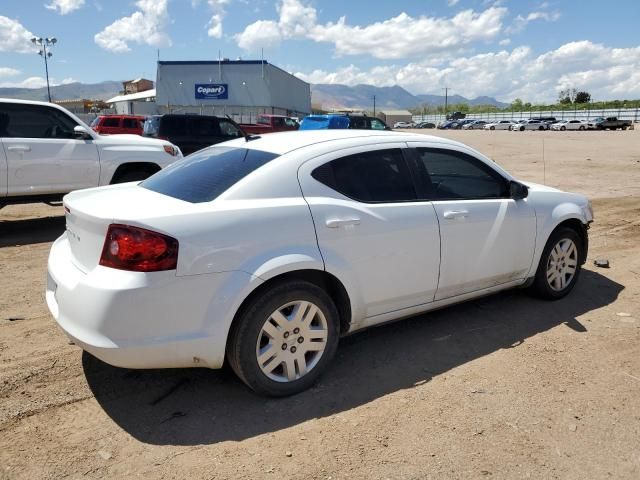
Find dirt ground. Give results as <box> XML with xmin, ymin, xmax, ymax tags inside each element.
<box><xmin>1</xmin><ymin>129</ymin><xmax>639</xmax><ymax>479</ymax></box>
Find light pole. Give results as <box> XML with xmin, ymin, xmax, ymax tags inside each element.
<box><xmin>372</xmin><ymin>95</ymin><xmax>376</xmax><ymax>116</ymax></box>
<box><xmin>442</xmin><ymin>87</ymin><xmax>450</xmax><ymax>121</ymax></box>
<box><xmin>31</xmin><ymin>36</ymin><xmax>57</xmax><ymax>102</ymax></box>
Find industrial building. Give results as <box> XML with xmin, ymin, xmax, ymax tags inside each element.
<box><xmin>155</xmin><ymin>60</ymin><xmax>311</xmax><ymax>122</ymax></box>
<box><xmin>376</xmin><ymin>109</ymin><xmax>413</xmax><ymax>126</ymax></box>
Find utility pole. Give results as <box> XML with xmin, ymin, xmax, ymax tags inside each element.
<box><xmin>31</xmin><ymin>36</ymin><xmax>57</xmax><ymax>102</ymax></box>
<box><xmin>373</xmin><ymin>95</ymin><xmax>376</xmax><ymax>116</ymax></box>
<box><xmin>442</xmin><ymin>87</ymin><xmax>450</xmax><ymax>119</ymax></box>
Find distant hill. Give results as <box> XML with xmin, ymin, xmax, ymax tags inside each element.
<box><xmin>0</xmin><ymin>81</ymin><xmax>122</xmax><ymax>102</ymax></box>
<box><xmin>0</xmin><ymin>79</ymin><xmax>508</xmax><ymax>110</ymax></box>
<box><xmin>311</xmin><ymin>83</ymin><xmax>508</xmax><ymax>110</ymax></box>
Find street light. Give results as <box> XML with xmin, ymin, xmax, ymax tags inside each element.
<box><xmin>31</xmin><ymin>36</ymin><xmax>57</xmax><ymax>102</ymax></box>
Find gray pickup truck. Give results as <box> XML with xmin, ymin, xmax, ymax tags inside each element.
<box><xmin>588</xmin><ymin>117</ymin><xmax>633</xmax><ymax>130</ymax></box>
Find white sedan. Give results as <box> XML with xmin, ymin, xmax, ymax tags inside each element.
<box><xmin>47</xmin><ymin>130</ymin><xmax>593</xmax><ymax>396</ymax></box>
<box><xmin>483</xmin><ymin>120</ymin><xmax>514</xmax><ymax>130</ymax></box>
<box><xmin>551</xmin><ymin>120</ymin><xmax>588</xmax><ymax>131</ymax></box>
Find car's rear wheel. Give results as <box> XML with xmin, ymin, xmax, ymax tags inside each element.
<box><xmin>531</xmin><ymin>227</ymin><xmax>583</xmax><ymax>299</ymax></box>
<box><xmin>227</xmin><ymin>280</ymin><xmax>339</xmax><ymax>396</ymax></box>
<box><xmin>579</xmin><ymin>125</ymin><xmax>585</xmax><ymax>131</ymax></box>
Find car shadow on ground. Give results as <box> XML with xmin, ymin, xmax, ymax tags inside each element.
<box><xmin>83</xmin><ymin>269</ymin><xmax>622</xmax><ymax>446</ymax></box>
<box><xmin>0</xmin><ymin>216</ymin><xmax>65</xmax><ymax>247</ymax></box>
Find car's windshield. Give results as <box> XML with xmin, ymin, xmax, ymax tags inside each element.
<box><xmin>141</xmin><ymin>146</ymin><xmax>280</xmax><ymax>203</ymax></box>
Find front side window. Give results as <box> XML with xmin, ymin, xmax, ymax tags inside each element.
<box><xmin>122</xmin><ymin>118</ymin><xmax>138</xmax><ymax>129</ymax></box>
<box><xmin>415</xmin><ymin>148</ymin><xmax>509</xmax><ymax>200</ymax></box>
<box><xmin>0</xmin><ymin>103</ymin><xmax>78</xmax><ymax>139</ymax></box>
<box><xmin>142</xmin><ymin>147</ymin><xmax>279</xmax><ymax>203</ymax></box>
<box><xmin>370</xmin><ymin>119</ymin><xmax>387</xmax><ymax>130</ymax></box>
<box><xmin>312</xmin><ymin>148</ymin><xmax>416</xmax><ymax>203</ymax></box>
<box><xmin>219</xmin><ymin>119</ymin><xmax>242</xmax><ymax>138</ymax></box>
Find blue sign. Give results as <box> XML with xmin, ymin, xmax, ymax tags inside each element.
<box><xmin>195</xmin><ymin>83</ymin><xmax>228</xmax><ymax>100</ymax></box>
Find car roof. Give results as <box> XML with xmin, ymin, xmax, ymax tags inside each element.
<box><xmin>218</xmin><ymin>129</ymin><xmax>467</xmax><ymax>156</ymax></box>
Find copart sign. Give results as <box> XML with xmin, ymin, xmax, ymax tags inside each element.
<box><xmin>195</xmin><ymin>84</ymin><xmax>228</xmax><ymax>100</ymax></box>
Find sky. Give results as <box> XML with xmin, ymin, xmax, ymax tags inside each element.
<box><xmin>1</xmin><ymin>0</ymin><xmax>640</xmax><ymax>102</ymax></box>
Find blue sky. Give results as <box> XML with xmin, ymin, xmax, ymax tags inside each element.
<box><xmin>1</xmin><ymin>0</ymin><xmax>640</xmax><ymax>102</ymax></box>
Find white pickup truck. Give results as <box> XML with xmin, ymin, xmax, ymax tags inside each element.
<box><xmin>0</xmin><ymin>99</ymin><xmax>181</xmax><ymax>207</ymax></box>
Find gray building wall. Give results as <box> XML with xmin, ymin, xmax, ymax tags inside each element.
<box><xmin>155</xmin><ymin>60</ymin><xmax>310</xmax><ymax>122</ymax></box>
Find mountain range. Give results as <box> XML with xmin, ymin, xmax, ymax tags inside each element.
<box><xmin>0</xmin><ymin>80</ymin><xmax>507</xmax><ymax>110</ymax></box>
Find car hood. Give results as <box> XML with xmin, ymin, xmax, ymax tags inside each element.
<box><xmin>95</xmin><ymin>133</ymin><xmax>170</xmax><ymax>148</ymax></box>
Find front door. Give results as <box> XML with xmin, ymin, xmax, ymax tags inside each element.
<box><xmin>298</xmin><ymin>143</ymin><xmax>441</xmax><ymax>319</ymax></box>
<box><xmin>408</xmin><ymin>144</ymin><xmax>536</xmax><ymax>300</ymax></box>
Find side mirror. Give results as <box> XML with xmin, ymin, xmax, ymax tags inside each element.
<box><xmin>74</xmin><ymin>125</ymin><xmax>93</xmax><ymax>140</ymax></box>
<box><xmin>510</xmin><ymin>180</ymin><xmax>529</xmax><ymax>200</ymax></box>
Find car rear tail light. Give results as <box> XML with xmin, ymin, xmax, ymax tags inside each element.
<box><xmin>99</xmin><ymin>224</ymin><xmax>178</xmax><ymax>272</ymax></box>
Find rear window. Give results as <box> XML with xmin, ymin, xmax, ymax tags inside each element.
<box><xmin>141</xmin><ymin>146</ymin><xmax>279</xmax><ymax>203</ymax></box>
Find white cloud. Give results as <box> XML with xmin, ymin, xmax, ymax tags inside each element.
<box><xmin>45</xmin><ymin>0</ymin><xmax>85</xmax><ymax>15</ymax></box>
<box><xmin>0</xmin><ymin>76</ymin><xmax>49</xmax><ymax>88</ymax></box>
<box><xmin>0</xmin><ymin>16</ymin><xmax>34</xmax><ymax>53</ymax></box>
<box><xmin>296</xmin><ymin>41</ymin><xmax>640</xmax><ymax>103</ymax></box>
<box><xmin>448</xmin><ymin>0</ymin><xmax>461</xmax><ymax>6</ymax></box>
<box><xmin>94</xmin><ymin>0</ymin><xmax>171</xmax><ymax>52</ymax></box>
<box><xmin>205</xmin><ymin>0</ymin><xmax>229</xmax><ymax>38</ymax></box>
<box><xmin>0</xmin><ymin>75</ymin><xmax>78</xmax><ymax>88</ymax></box>
<box><xmin>0</xmin><ymin>67</ymin><xmax>21</xmax><ymax>77</ymax></box>
<box><xmin>236</xmin><ymin>20</ymin><xmax>282</xmax><ymax>51</ymax></box>
<box><xmin>506</xmin><ymin>10</ymin><xmax>561</xmax><ymax>34</ymax></box>
<box><xmin>235</xmin><ymin>1</ymin><xmax>507</xmax><ymax>59</ymax></box>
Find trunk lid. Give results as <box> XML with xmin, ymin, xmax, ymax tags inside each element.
<box><xmin>63</xmin><ymin>183</ymin><xmax>192</xmax><ymax>272</ymax></box>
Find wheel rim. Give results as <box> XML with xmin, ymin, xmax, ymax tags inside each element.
<box><xmin>546</xmin><ymin>238</ymin><xmax>578</xmax><ymax>292</ymax></box>
<box><xmin>255</xmin><ymin>300</ymin><xmax>328</xmax><ymax>383</ymax></box>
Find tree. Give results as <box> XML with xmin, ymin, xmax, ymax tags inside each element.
<box><xmin>558</xmin><ymin>88</ymin><xmax>577</xmax><ymax>104</ymax></box>
<box><xmin>511</xmin><ymin>98</ymin><xmax>524</xmax><ymax>110</ymax></box>
<box><xmin>575</xmin><ymin>91</ymin><xmax>591</xmax><ymax>104</ymax></box>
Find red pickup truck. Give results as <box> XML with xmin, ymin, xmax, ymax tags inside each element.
<box><xmin>239</xmin><ymin>114</ymin><xmax>299</xmax><ymax>134</ymax></box>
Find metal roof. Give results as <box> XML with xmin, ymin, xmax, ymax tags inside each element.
<box><xmin>107</xmin><ymin>89</ymin><xmax>156</xmax><ymax>103</ymax></box>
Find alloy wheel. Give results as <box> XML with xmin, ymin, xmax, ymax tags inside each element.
<box><xmin>546</xmin><ymin>238</ymin><xmax>578</xmax><ymax>292</ymax></box>
<box><xmin>255</xmin><ymin>300</ymin><xmax>328</xmax><ymax>382</ymax></box>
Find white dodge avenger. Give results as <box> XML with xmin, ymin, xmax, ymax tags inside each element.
<box><xmin>47</xmin><ymin>130</ymin><xmax>593</xmax><ymax>396</ymax></box>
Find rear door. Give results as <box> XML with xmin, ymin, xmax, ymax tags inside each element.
<box><xmin>407</xmin><ymin>143</ymin><xmax>536</xmax><ymax>300</ymax></box>
<box><xmin>122</xmin><ymin>117</ymin><xmax>141</xmax><ymax>135</ymax></box>
<box><xmin>100</xmin><ymin>117</ymin><xmax>121</xmax><ymax>135</ymax></box>
<box><xmin>298</xmin><ymin>143</ymin><xmax>441</xmax><ymax>319</ymax></box>
<box><xmin>0</xmin><ymin>103</ymin><xmax>100</xmax><ymax>196</ymax></box>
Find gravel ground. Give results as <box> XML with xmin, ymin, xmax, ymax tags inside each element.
<box><xmin>1</xmin><ymin>129</ymin><xmax>639</xmax><ymax>479</ymax></box>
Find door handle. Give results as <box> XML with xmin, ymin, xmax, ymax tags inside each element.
<box><xmin>8</xmin><ymin>146</ymin><xmax>31</xmax><ymax>152</ymax></box>
<box><xmin>443</xmin><ymin>210</ymin><xmax>469</xmax><ymax>220</ymax></box>
<box><xmin>326</xmin><ymin>218</ymin><xmax>361</xmax><ymax>228</ymax></box>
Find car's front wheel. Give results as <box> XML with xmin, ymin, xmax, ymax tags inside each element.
<box><xmin>531</xmin><ymin>227</ymin><xmax>583</xmax><ymax>299</ymax></box>
<box><xmin>227</xmin><ymin>280</ymin><xmax>340</xmax><ymax>396</ymax></box>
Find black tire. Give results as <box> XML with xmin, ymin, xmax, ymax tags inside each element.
<box><xmin>111</xmin><ymin>170</ymin><xmax>153</xmax><ymax>184</ymax></box>
<box><xmin>227</xmin><ymin>280</ymin><xmax>340</xmax><ymax>396</ymax></box>
<box><xmin>490</xmin><ymin>126</ymin><xmax>495</xmax><ymax>130</ymax></box>
<box><xmin>579</xmin><ymin>125</ymin><xmax>585</xmax><ymax>131</ymax></box>
<box><xmin>519</xmin><ymin>126</ymin><xmax>525</xmax><ymax>131</ymax></box>
<box><xmin>539</xmin><ymin>126</ymin><xmax>544</xmax><ymax>131</ymax></box>
<box><xmin>560</xmin><ymin>126</ymin><xmax>566</xmax><ymax>131</ymax></box>
<box><xmin>531</xmin><ymin>227</ymin><xmax>583</xmax><ymax>300</ymax></box>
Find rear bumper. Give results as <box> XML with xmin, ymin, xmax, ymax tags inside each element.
<box><xmin>46</xmin><ymin>234</ymin><xmax>256</xmax><ymax>369</ymax></box>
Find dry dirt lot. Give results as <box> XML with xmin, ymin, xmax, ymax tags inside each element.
<box><xmin>1</xmin><ymin>129</ymin><xmax>639</xmax><ymax>479</ymax></box>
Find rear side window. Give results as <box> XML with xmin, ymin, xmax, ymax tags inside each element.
<box><xmin>311</xmin><ymin>149</ymin><xmax>416</xmax><ymax>203</ymax></box>
<box><xmin>219</xmin><ymin>119</ymin><xmax>242</xmax><ymax>139</ymax></box>
<box><xmin>189</xmin><ymin>116</ymin><xmax>219</xmax><ymax>137</ymax></box>
<box><xmin>122</xmin><ymin>118</ymin><xmax>138</xmax><ymax>129</ymax></box>
<box><xmin>102</xmin><ymin>117</ymin><xmax>120</xmax><ymax>127</ymax></box>
<box><xmin>141</xmin><ymin>147</ymin><xmax>279</xmax><ymax>203</ymax></box>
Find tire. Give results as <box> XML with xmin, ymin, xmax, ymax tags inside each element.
<box><xmin>112</xmin><ymin>169</ymin><xmax>153</xmax><ymax>184</ymax></box>
<box><xmin>560</xmin><ymin>126</ymin><xmax>566</xmax><ymax>131</ymax></box>
<box><xmin>531</xmin><ymin>227</ymin><xmax>583</xmax><ymax>300</ymax></box>
<box><xmin>226</xmin><ymin>280</ymin><xmax>340</xmax><ymax>396</ymax></box>
<box><xmin>490</xmin><ymin>126</ymin><xmax>495</xmax><ymax>130</ymax></box>
<box><xmin>579</xmin><ymin>125</ymin><xmax>585</xmax><ymax>131</ymax></box>
<box><xmin>519</xmin><ymin>127</ymin><xmax>525</xmax><ymax>131</ymax></box>
<box><xmin>539</xmin><ymin>126</ymin><xmax>544</xmax><ymax>131</ymax></box>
